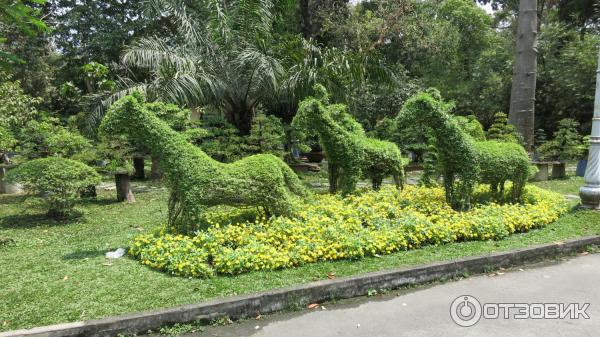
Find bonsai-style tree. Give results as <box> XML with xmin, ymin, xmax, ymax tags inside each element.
<box><xmin>538</xmin><ymin>118</ymin><xmax>584</xmax><ymax>162</ymax></box>
<box><xmin>487</xmin><ymin>112</ymin><xmax>521</xmax><ymax>144</ymax></box>
<box><xmin>97</xmin><ymin>135</ymin><xmax>136</xmax><ymax>203</ymax></box>
<box><xmin>244</xmin><ymin>113</ymin><xmax>286</xmax><ymax>158</ymax></box>
<box><xmin>6</xmin><ymin>157</ymin><xmax>100</xmax><ymax>218</ymax></box>
<box><xmin>183</xmin><ymin>116</ymin><xmax>247</xmax><ymax>163</ymax></box>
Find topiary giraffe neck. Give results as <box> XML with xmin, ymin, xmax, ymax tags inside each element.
<box><xmin>305</xmin><ymin>106</ymin><xmax>353</xmax><ymax>156</ymax></box>
<box><xmin>120</xmin><ymin>99</ymin><xmax>222</xmax><ymax>178</ymax></box>
<box><xmin>423</xmin><ymin>109</ymin><xmax>471</xmax><ymax>157</ymax></box>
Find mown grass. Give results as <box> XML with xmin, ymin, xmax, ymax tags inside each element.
<box><xmin>1</xmin><ymin>176</ymin><xmax>599</xmax><ymax>331</ymax></box>
<box><xmin>531</xmin><ymin>175</ymin><xmax>584</xmax><ymax>197</ymax></box>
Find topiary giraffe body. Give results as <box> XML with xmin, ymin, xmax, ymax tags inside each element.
<box><xmin>398</xmin><ymin>91</ymin><xmax>530</xmax><ymax>210</ymax></box>
<box><xmin>294</xmin><ymin>93</ymin><xmax>405</xmax><ymax>194</ymax></box>
<box><xmin>100</xmin><ymin>94</ymin><xmax>306</xmax><ymax>232</ymax></box>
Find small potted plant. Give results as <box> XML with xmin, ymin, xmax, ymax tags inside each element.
<box><xmin>538</xmin><ymin>118</ymin><xmax>584</xmax><ymax>179</ymax></box>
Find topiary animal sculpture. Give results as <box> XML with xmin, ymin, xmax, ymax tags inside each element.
<box><xmin>293</xmin><ymin>87</ymin><xmax>405</xmax><ymax>194</ymax></box>
<box><xmin>99</xmin><ymin>94</ymin><xmax>306</xmax><ymax>232</ymax></box>
<box><xmin>397</xmin><ymin>90</ymin><xmax>530</xmax><ymax>210</ymax></box>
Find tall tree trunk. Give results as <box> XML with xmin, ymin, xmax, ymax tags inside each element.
<box><xmin>508</xmin><ymin>0</ymin><xmax>538</xmax><ymax>152</ymax></box>
<box><xmin>299</xmin><ymin>0</ymin><xmax>312</xmax><ymax>39</ymax></box>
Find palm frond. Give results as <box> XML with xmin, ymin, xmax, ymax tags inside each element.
<box><xmin>122</xmin><ymin>37</ymin><xmax>198</xmax><ymax>74</ymax></box>
<box><xmin>144</xmin><ymin>0</ymin><xmax>209</xmax><ymax>47</ymax></box>
<box><xmin>233</xmin><ymin>0</ymin><xmax>274</xmax><ymax>41</ymax></box>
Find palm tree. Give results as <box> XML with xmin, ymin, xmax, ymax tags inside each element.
<box><xmin>95</xmin><ymin>0</ymin><xmax>395</xmax><ymax>134</ymax></box>
<box><xmin>114</xmin><ymin>0</ymin><xmax>285</xmax><ymax>134</ymax></box>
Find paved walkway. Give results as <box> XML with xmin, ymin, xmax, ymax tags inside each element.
<box><xmin>195</xmin><ymin>254</ymin><xmax>599</xmax><ymax>337</ymax></box>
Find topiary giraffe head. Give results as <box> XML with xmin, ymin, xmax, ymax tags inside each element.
<box><xmin>396</xmin><ymin>89</ymin><xmax>454</xmax><ymax>129</ymax></box>
<box><xmin>99</xmin><ymin>92</ymin><xmax>147</xmax><ymax>139</ymax></box>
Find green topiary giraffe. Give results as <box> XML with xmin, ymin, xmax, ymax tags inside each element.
<box><xmin>397</xmin><ymin>90</ymin><xmax>530</xmax><ymax>210</ymax></box>
<box><xmin>293</xmin><ymin>86</ymin><xmax>405</xmax><ymax>194</ymax></box>
<box><xmin>99</xmin><ymin>94</ymin><xmax>306</xmax><ymax>232</ymax></box>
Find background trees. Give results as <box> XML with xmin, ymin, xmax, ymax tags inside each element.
<box><xmin>0</xmin><ymin>0</ymin><xmax>597</xmax><ymax>170</ymax></box>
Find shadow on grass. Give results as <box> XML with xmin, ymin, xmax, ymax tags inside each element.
<box><xmin>0</xmin><ymin>213</ymin><xmax>65</xmax><ymax>229</ymax></box>
<box><xmin>62</xmin><ymin>248</ymin><xmax>107</xmax><ymax>260</ymax></box>
<box><xmin>79</xmin><ymin>198</ymin><xmax>120</xmax><ymax>206</ymax></box>
<box><xmin>0</xmin><ymin>194</ymin><xmax>27</xmax><ymax>205</ymax></box>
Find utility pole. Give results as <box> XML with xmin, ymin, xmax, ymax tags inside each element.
<box><xmin>579</xmin><ymin>46</ymin><xmax>600</xmax><ymax>209</ymax></box>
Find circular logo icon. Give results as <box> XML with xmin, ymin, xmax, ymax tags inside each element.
<box><xmin>450</xmin><ymin>295</ymin><xmax>482</xmax><ymax>327</ymax></box>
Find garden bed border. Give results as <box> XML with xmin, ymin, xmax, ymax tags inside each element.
<box><xmin>3</xmin><ymin>235</ymin><xmax>600</xmax><ymax>337</ymax></box>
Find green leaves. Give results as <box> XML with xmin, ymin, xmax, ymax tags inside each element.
<box><xmin>0</xmin><ymin>0</ymin><xmax>49</xmax><ymax>66</ymax></box>
<box><xmin>399</xmin><ymin>90</ymin><xmax>530</xmax><ymax>210</ymax></box>
<box><xmin>538</xmin><ymin>118</ymin><xmax>585</xmax><ymax>161</ymax></box>
<box><xmin>6</xmin><ymin>157</ymin><xmax>100</xmax><ymax>217</ymax></box>
<box><xmin>100</xmin><ymin>94</ymin><xmax>305</xmax><ymax>232</ymax></box>
<box><xmin>294</xmin><ymin>86</ymin><xmax>405</xmax><ymax>194</ymax></box>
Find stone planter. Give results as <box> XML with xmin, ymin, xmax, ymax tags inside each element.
<box><xmin>304</xmin><ymin>151</ymin><xmax>325</xmax><ymax>163</ymax></box>
<box><xmin>576</xmin><ymin>159</ymin><xmax>588</xmax><ymax>177</ymax></box>
<box><xmin>290</xmin><ymin>162</ymin><xmax>321</xmax><ymax>173</ymax></box>
<box><xmin>133</xmin><ymin>156</ymin><xmax>145</xmax><ymax>180</ymax></box>
<box><xmin>115</xmin><ymin>173</ymin><xmax>135</xmax><ymax>203</ymax></box>
<box><xmin>532</xmin><ymin>162</ymin><xmax>549</xmax><ymax>181</ymax></box>
<box><xmin>551</xmin><ymin>162</ymin><xmax>566</xmax><ymax>179</ymax></box>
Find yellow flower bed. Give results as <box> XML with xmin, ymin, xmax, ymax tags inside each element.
<box><xmin>130</xmin><ymin>185</ymin><xmax>567</xmax><ymax>278</ymax></box>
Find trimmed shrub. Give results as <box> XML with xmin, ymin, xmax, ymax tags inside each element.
<box><xmin>130</xmin><ymin>184</ymin><xmax>567</xmax><ymax>278</ymax></box>
<box><xmin>6</xmin><ymin>157</ymin><xmax>100</xmax><ymax>217</ymax></box>
<box><xmin>244</xmin><ymin>112</ymin><xmax>286</xmax><ymax>157</ymax></box>
<box><xmin>18</xmin><ymin>118</ymin><xmax>92</xmax><ymax>160</ymax></box>
<box><xmin>487</xmin><ymin>112</ymin><xmax>521</xmax><ymax>143</ymax></box>
<box><xmin>184</xmin><ymin>116</ymin><xmax>247</xmax><ymax>163</ymax></box>
<box><xmin>293</xmin><ymin>85</ymin><xmax>405</xmax><ymax>194</ymax></box>
<box><xmin>99</xmin><ymin>94</ymin><xmax>306</xmax><ymax>232</ymax></box>
<box><xmin>453</xmin><ymin>115</ymin><xmax>486</xmax><ymax>141</ymax></box>
<box><xmin>538</xmin><ymin>118</ymin><xmax>584</xmax><ymax>161</ymax></box>
<box><xmin>397</xmin><ymin>90</ymin><xmax>530</xmax><ymax>209</ymax></box>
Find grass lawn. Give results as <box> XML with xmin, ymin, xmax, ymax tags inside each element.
<box><xmin>1</xmin><ymin>175</ymin><xmax>599</xmax><ymax>331</ymax></box>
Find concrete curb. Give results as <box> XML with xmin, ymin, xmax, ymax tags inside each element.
<box><xmin>3</xmin><ymin>235</ymin><xmax>600</xmax><ymax>337</ymax></box>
